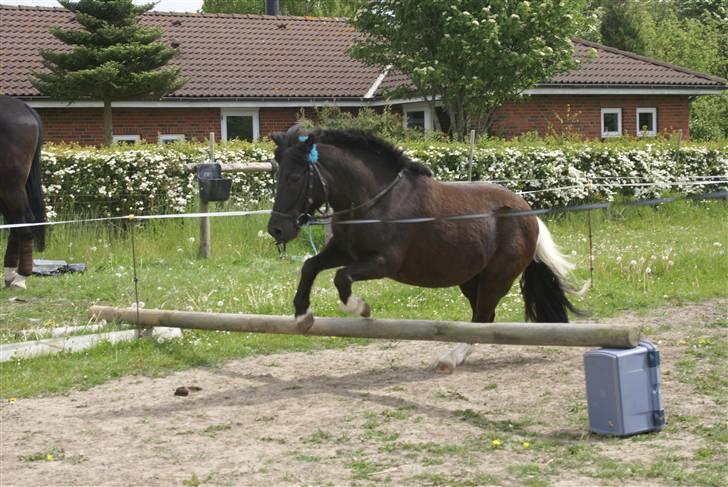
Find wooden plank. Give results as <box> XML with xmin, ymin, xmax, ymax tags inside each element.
<box><xmin>0</xmin><ymin>328</ymin><xmax>182</xmax><ymax>363</ymax></box>
<box><xmin>90</xmin><ymin>306</ymin><xmax>640</xmax><ymax>348</ymax></box>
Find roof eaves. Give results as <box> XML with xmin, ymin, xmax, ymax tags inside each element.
<box><xmin>573</xmin><ymin>38</ymin><xmax>728</xmax><ymax>86</ymax></box>
<box><xmin>535</xmin><ymin>82</ymin><xmax>727</xmax><ymax>90</ymax></box>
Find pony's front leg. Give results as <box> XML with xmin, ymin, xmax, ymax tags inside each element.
<box><xmin>334</xmin><ymin>255</ymin><xmax>391</xmax><ymax>318</ymax></box>
<box><xmin>293</xmin><ymin>242</ymin><xmax>351</xmax><ymax>332</ymax></box>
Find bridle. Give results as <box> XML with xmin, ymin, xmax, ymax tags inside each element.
<box><xmin>271</xmin><ymin>137</ymin><xmax>405</xmax><ymax>245</ymax></box>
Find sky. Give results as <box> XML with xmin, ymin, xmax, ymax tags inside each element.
<box><xmin>3</xmin><ymin>0</ymin><xmax>204</xmax><ymax>12</ymax></box>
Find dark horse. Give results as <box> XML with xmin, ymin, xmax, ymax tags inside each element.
<box><xmin>267</xmin><ymin>127</ymin><xmax>584</xmax><ymax>372</ymax></box>
<box><xmin>0</xmin><ymin>96</ymin><xmax>46</xmax><ymax>289</ymax></box>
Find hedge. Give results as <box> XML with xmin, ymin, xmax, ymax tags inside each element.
<box><xmin>41</xmin><ymin>139</ymin><xmax>727</xmax><ymax>219</ymax></box>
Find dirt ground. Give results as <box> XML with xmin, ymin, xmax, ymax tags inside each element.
<box><xmin>1</xmin><ymin>300</ymin><xmax>726</xmax><ymax>487</ymax></box>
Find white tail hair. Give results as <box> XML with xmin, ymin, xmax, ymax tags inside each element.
<box><xmin>534</xmin><ymin>218</ymin><xmax>589</xmax><ymax>296</ymax></box>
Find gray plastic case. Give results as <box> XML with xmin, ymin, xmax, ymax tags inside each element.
<box><xmin>583</xmin><ymin>340</ymin><xmax>664</xmax><ymax>436</ymax></box>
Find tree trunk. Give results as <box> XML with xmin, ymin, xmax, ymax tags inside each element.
<box><xmin>103</xmin><ymin>99</ymin><xmax>113</xmax><ymax>146</ymax></box>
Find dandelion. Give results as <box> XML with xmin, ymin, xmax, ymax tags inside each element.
<box><xmin>714</xmin><ymin>242</ymin><xmax>722</xmax><ymax>247</ymax></box>
<box><xmin>522</xmin><ymin>441</ymin><xmax>530</xmax><ymax>449</ymax></box>
<box><xmin>645</xmin><ymin>267</ymin><xmax>652</xmax><ymax>274</ymax></box>
<box><xmin>188</xmin><ymin>237</ymin><xmax>195</xmax><ymax>243</ymax></box>
<box><xmin>629</xmin><ymin>260</ymin><xmax>637</xmax><ymax>267</ymax></box>
<box><xmin>46</xmin><ymin>453</ymin><xmax>54</xmax><ymax>461</ymax></box>
<box><xmin>491</xmin><ymin>438</ymin><xmax>501</xmax><ymax>448</ymax></box>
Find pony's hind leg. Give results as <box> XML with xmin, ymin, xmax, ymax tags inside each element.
<box><xmin>436</xmin><ymin>278</ymin><xmax>479</xmax><ymax>374</ymax></box>
<box><xmin>436</xmin><ymin>263</ymin><xmax>522</xmax><ymax>374</ymax></box>
<box><xmin>4</xmin><ymin>233</ymin><xmax>20</xmax><ymax>287</ymax></box>
<box><xmin>2</xmin><ymin>191</ymin><xmax>34</xmax><ymax>289</ymax></box>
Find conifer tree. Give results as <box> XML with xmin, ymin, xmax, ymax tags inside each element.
<box><xmin>599</xmin><ymin>0</ymin><xmax>646</xmax><ymax>54</ymax></box>
<box><xmin>33</xmin><ymin>0</ymin><xmax>186</xmax><ymax>145</ymax></box>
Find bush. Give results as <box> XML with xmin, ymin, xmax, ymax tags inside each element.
<box><xmin>42</xmin><ymin>140</ymin><xmax>274</xmax><ymax>218</ymax></box>
<box><xmin>42</xmin><ymin>138</ymin><xmax>727</xmax><ymax>219</ymax></box>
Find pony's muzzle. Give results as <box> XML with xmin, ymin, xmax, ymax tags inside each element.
<box><xmin>267</xmin><ymin>214</ymin><xmax>300</xmax><ymax>244</ymax></box>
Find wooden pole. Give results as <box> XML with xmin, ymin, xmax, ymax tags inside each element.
<box><xmin>199</xmin><ymin>132</ymin><xmax>214</xmax><ymax>258</ymax></box>
<box><xmin>467</xmin><ymin>129</ymin><xmax>476</xmax><ymax>182</ymax></box>
<box><xmin>90</xmin><ymin>306</ymin><xmax>640</xmax><ymax>348</ymax></box>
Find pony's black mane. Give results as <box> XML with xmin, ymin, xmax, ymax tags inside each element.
<box><xmin>315</xmin><ymin>129</ymin><xmax>432</xmax><ymax>177</ymax></box>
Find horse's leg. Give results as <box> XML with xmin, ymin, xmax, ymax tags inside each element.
<box><xmin>333</xmin><ymin>255</ymin><xmax>390</xmax><ymax>318</ymax></box>
<box><xmin>435</xmin><ymin>278</ymin><xmax>479</xmax><ymax>374</ymax></box>
<box><xmin>436</xmin><ymin>264</ymin><xmax>522</xmax><ymax>374</ymax></box>
<box><xmin>4</xmin><ymin>232</ymin><xmax>20</xmax><ymax>287</ymax></box>
<box><xmin>293</xmin><ymin>241</ymin><xmax>351</xmax><ymax>332</ymax></box>
<box><xmin>2</xmin><ymin>191</ymin><xmax>33</xmax><ymax>289</ymax></box>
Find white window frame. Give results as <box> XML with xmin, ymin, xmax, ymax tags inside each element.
<box><xmin>402</xmin><ymin>102</ymin><xmax>433</xmax><ymax>131</ymax></box>
<box><xmin>112</xmin><ymin>134</ymin><xmax>141</xmax><ymax>145</ymax></box>
<box><xmin>636</xmin><ymin>108</ymin><xmax>657</xmax><ymax>137</ymax></box>
<box><xmin>158</xmin><ymin>134</ymin><xmax>185</xmax><ymax>145</ymax></box>
<box><xmin>601</xmin><ymin>108</ymin><xmax>622</xmax><ymax>138</ymax></box>
<box><xmin>221</xmin><ymin>108</ymin><xmax>260</xmax><ymax>141</ymax></box>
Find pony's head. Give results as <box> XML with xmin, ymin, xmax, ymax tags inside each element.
<box><xmin>267</xmin><ymin>127</ymin><xmax>328</xmax><ymax>244</ymax></box>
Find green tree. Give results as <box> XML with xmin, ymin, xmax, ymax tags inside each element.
<box><xmin>350</xmin><ymin>0</ymin><xmax>588</xmax><ymax>138</ymax></box>
<box><xmin>598</xmin><ymin>0</ymin><xmax>646</xmax><ymax>54</ymax></box>
<box><xmin>32</xmin><ymin>0</ymin><xmax>186</xmax><ymax>146</ymax></box>
<box><xmin>201</xmin><ymin>0</ymin><xmax>364</xmax><ymax>17</ymax></box>
<box><xmin>639</xmin><ymin>0</ymin><xmax>727</xmax><ymax>139</ymax></box>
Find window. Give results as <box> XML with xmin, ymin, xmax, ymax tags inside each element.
<box><xmin>636</xmin><ymin>108</ymin><xmax>657</xmax><ymax>137</ymax></box>
<box><xmin>221</xmin><ymin>109</ymin><xmax>260</xmax><ymax>141</ymax></box>
<box><xmin>403</xmin><ymin>103</ymin><xmax>433</xmax><ymax>131</ymax></box>
<box><xmin>601</xmin><ymin>108</ymin><xmax>622</xmax><ymax>138</ymax></box>
<box><xmin>158</xmin><ymin>134</ymin><xmax>185</xmax><ymax>145</ymax></box>
<box><xmin>112</xmin><ymin>135</ymin><xmax>141</xmax><ymax>145</ymax></box>
<box><xmin>406</xmin><ymin>110</ymin><xmax>426</xmax><ymax>131</ymax></box>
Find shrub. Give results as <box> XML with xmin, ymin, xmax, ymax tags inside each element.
<box><xmin>41</xmin><ymin>138</ymin><xmax>727</xmax><ymax>219</ymax></box>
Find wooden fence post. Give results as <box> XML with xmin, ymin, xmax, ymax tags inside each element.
<box><xmin>199</xmin><ymin>132</ymin><xmax>214</xmax><ymax>258</ymax></box>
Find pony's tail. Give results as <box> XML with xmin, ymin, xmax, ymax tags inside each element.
<box><xmin>520</xmin><ymin>218</ymin><xmax>589</xmax><ymax>322</ymax></box>
<box><xmin>25</xmin><ymin>107</ymin><xmax>46</xmax><ymax>252</ymax></box>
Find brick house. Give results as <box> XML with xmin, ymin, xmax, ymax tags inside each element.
<box><xmin>1</xmin><ymin>4</ymin><xmax>725</xmax><ymax>145</ymax></box>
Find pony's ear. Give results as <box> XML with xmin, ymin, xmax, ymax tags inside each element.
<box><xmin>270</xmin><ymin>132</ymin><xmax>287</xmax><ymax>147</ymax></box>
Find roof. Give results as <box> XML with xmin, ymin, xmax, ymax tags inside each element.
<box><xmin>1</xmin><ymin>4</ymin><xmax>725</xmax><ymax>100</ymax></box>
<box><xmin>547</xmin><ymin>39</ymin><xmax>726</xmax><ymax>88</ymax></box>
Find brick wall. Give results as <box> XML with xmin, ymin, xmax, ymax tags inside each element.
<box><xmin>259</xmin><ymin>107</ymin><xmax>322</xmax><ymax>136</ymax></box>
<box><xmin>491</xmin><ymin>95</ymin><xmax>690</xmax><ymax>139</ymax></box>
<box><xmin>35</xmin><ymin>95</ymin><xmax>692</xmax><ymax>145</ymax></box>
<box><xmin>38</xmin><ymin>107</ymin><xmax>221</xmax><ymax>145</ymax></box>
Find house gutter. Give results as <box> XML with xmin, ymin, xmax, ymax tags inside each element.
<box><xmin>22</xmin><ymin>84</ymin><xmax>725</xmax><ymax>109</ymax></box>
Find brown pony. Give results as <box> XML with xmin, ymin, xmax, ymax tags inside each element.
<box><xmin>0</xmin><ymin>96</ymin><xmax>46</xmax><ymax>289</ymax></box>
<box><xmin>267</xmin><ymin>127</ymin><xmax>583</xmax><ymax>372</ymax></box>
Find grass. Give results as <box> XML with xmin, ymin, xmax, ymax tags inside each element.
<box><xmin>1</xmin><ymin>199</ymin><xmax>726</xmax><ymax>400</ymax></box>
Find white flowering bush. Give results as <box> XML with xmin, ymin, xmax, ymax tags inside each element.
<box><xmin>405</xmin><ymin>142</ymin><xmax>727</xmax><ymax>207</ymax></box>
<box><xmin>42</xmin><ymin>139</ymin><xmax>726</xmax><ymax>218</ymax></box>
<box><xmin>42</xmin><ymin>141</ymin><xmax>274</xmax><ymax>218</ymax></box>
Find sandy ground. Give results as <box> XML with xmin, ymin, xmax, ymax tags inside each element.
<box><xmin>1</xmin><ymin>300</ymin><xmax>725</xmax><ymax>486</ymax></box>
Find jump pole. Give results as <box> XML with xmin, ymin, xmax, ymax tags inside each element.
<box><xmin>90</xmin><ymin>306</ymin><xmax>640</xmax><ymax>348</ymax></box>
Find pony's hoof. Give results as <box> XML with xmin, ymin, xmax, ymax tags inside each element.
<box><xmin>340</xmin><ymin>295</ymin><xmax>371</xmax><ymax>318</ymax></box>
<box><xmin>435</xmin><ymin>359</ymin><xmax>455</xmax><ymax>374</ymax></box>
<box><xmin>295</xmin><ymin>310</ymin><xmax>315</xmax><ymax>333</ymax></box>
<box><xmin>8</xmin><ymin>275</ymin><xmax>27</xmax><ymax>289</ymax></box>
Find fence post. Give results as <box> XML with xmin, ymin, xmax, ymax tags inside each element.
<box><xmin>199</xmin><ymin>132</ymin><xmax>214</xmax><ymax>258</ymax></box>
<box><xmin>468</xmin><ymin>129</ymin><xmax>476</xmax><ymax>182</ymax></box>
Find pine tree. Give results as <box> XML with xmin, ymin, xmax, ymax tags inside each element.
<box><xmin>32</xmin><ymin>0</ymin><xmax>186</xmax><ymax>146</ymax></box>
<box><xmin>599</xmin><ymin>0</ymin><xmax>646</xmax><ymax>54</ymax></box>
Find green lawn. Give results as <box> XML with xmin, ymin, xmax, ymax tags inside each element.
<box><xmin>1</xmin><ymin>199</ymin><xmax>726</xmax><ymax>398</ymax></box>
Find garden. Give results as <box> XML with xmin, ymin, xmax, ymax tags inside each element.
<box><xmin>0</xmin><ymin>136</ymin><xmax>726</xmax><ymax>485</ymax></box>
